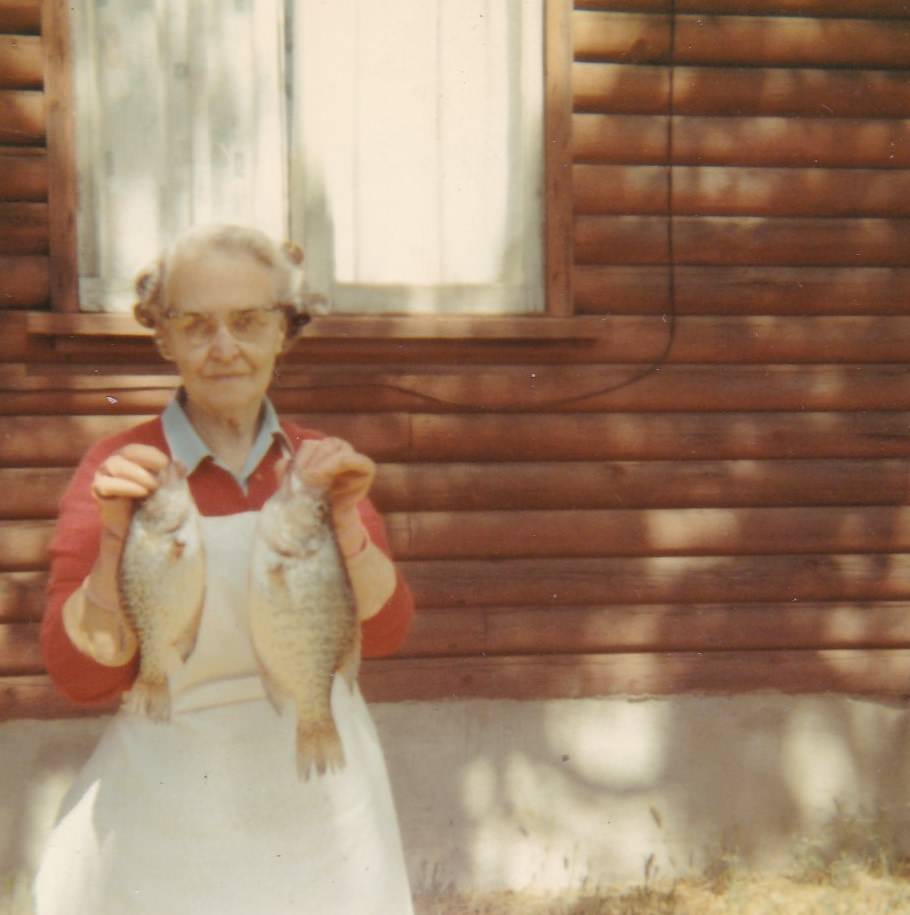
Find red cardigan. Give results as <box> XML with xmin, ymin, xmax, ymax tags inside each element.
<box><xmin>41</xmin><ymin>417</ymin><xmax>414</xmax><ymax>707</ymax></box>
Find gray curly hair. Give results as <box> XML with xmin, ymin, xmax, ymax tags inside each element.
<box><xmin>133</xmin><ymin>224</ymin><xmax>319</xmax><ymax>344</ymax></box>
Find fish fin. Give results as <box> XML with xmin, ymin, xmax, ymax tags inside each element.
<box><xmin>172</xmin><ymin>616</ymin><xmax>199</xmax><ymax>663</ymax></box>
<box><xmin>169</xmin><ymin>538</ymin><xmax>186</xmax><ymax>561</ymax></box>
<box><xmin>337</xmin><ymin>624</ymin><xmax>361</xmax><ymax>694</ymax></box>
<box><xmin>173</xmin><ymin>585</ymin><xmax>206</xmax><ymax>663</ymax></box>
<box><xmin>296</xmin><ymin>717</ymin><xmax>345</xmax><ymax>780</ymax></box>
<box><xmin>122</xmin><ymin>677</ymin><xmax>171</xmax><ymax>722</ymax></box>
<box><xmin>254</xmin><ymin>659</ymin><xmax>288</xmax><ymax>716</ymax></box>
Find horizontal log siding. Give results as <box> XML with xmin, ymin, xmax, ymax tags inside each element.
<box><xmin>0</xmin><ymin>2</ymin><xmax>40</xmax><ymax>34</ymax></box>
<box><xmin>401</xmin><ymin>0</ymin><xmax>910</xmax><ymax>714</ymax></box>
<box><xmin>572</xmin><ymin>3</ymin><xmax>910</xmax><ymax>316</ymax></box>
<box><xmin>4</xmin><ymin>314</ymin><xmax>910</xmax><ymax>709</ymax></box>
<box><xmin>0</xmin><ymin>0</ymin><xmax>48</xmax><ymax>310</ymax></box>
<box><xmin>4</xmin><ymin>2</ymin><xmax>910</xmax><ymax>714</ymax></box>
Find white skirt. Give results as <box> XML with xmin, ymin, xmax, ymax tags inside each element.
<box><xmin>35</xmin><ymin>512</ymin><xmax>414</xmax><ymax>915</ymax></box>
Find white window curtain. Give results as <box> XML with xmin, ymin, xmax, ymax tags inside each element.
<box><xmin>71</xmin><ymin>0</ymin><xmax>544</xmax><ymax>314</ymax></box>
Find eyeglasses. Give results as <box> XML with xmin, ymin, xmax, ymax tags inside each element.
<box><xmin>162</xmin><ymin>306</ymin><xmax>286</xmax><ymax>347</ymax></box>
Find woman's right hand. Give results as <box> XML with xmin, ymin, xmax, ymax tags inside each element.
<box><xmin>66</xmin><ymin>444</ymin><xmax>170</xmax><ymax>666</ymax></box>
<box><xmin>90</xmin><ymin>444</ymin><xmax>170</xmax><ymax>542</ymax></box>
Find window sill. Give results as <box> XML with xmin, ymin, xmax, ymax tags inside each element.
<box><xmin>23</xmin><ymin>311</ymin><xmax>604</xmax><ymax>342</ymax></box>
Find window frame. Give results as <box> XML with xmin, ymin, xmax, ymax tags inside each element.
<box><xmin>42</xmin><ymin>0</ymin><xmax>576</xmax><ymax>331</ymax></box>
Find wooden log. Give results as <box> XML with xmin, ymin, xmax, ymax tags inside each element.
<box><xmin>9</xmin><ymin>363</ymin><xmax>910</xmax><ymax>414</ymax></box>
<box><xmin>0</xmin><ymin>467</ymin><xmax>69</xmax><ymax>517</ymax></box>
<box><xmin>573</xmin><ymin>61</ymin><xmax>670</xmax><ymax>116</ymax></box>
<box><xmin>575</xmin><ymin>215</ymin><xmax>910</xmax><ymax>267</ymax></box>
<box><xmin>386</xmin><ymin>506</ymin><xmax>910</xmax><ymax>560</ymax></box>
<box><xmin>0</xmin><ymin>676</ymin><xmax>114</xmax><ymax>719</ymax></box>
<box><xmin>471</xmin><ymin>602</ymin><xmax>910</xmax><ymax>656</ymax></box>
<box><xmin>673</xmin><ymin>216</ymin><xmax>910</xmax><ymax>267</ymax></box>
<box><xmin>673</xmin><ymin>0</ymin><xmax>910</xmax><ymax>14</ymax></box>
<box><xmin>573</xmin><ymin>62</ymin><xmax>910</xmax><ymax>119</ymax></box>
<box><xmin>0</xmin><ymin>34</ymin><xmax>42</xmax><ymax>88</ymax></box>
<box><xmin>9</xmin><ymin>554</ymin><xmax>910</xmax><ymax>623</ymax></box>
<box><xmin>403</xmin><ymin>553</ymin><xmax>910</xmax><ymax>608</ymax></box>
<box><xmin>8</xmin><ymin>646</ymin><xmax>910</xmax><ymax>716</ymax></box>
<box><xmin>574</xmin><ymin>214</ymin><xmax>669</xmax><ymax>264</ymax></box>
<box><xmin>0</xmin><ymin>88</ymin><xmax>42</xmax><ymax>144</ymax></box>
<box><xmin>674</xmin><ymin>65</ymin><xmax>910</xmax><ymax>121</ymax></box>
<box><xmin>0</xmin><ymin>386</ymin><xmax>174</xmax><ymax>415</ymax></box>
<box><xmin>0</xmin><ymin>621</ymin><xmax>42</xmax><ymax>674</ymax></box>
<box><xmin>676</xmin><ymin>16</ymin><xmax>910</xmax><ymax>69</ymax></box>
<box><xmin>8</xmin><ymin>600</ymin><xmax>910</xmax><ymax>680</ymax></box>
<box><xmin>0</xmin><ymin>151</ymin><xmax>47</xmax><ymax>199</ymax></box>
<box><xmin>14</xmin><ymin>313</ymin><xmax>910</xmax><ymax>365</ymax></box>
<box><xmin>0</xmin><ymin>413</ymin><xmax>411</xmax><ymax>466</ymax></box>
<box><xmin>0</xmin><ymin>571</ymin><xmax>45</xmax><ymax>622</ymax></box>
<box><xmin>24</xmin><ymin>309</ymin><xmax>601</xmax><ymax>341</ymax></box>
<box><xmin>574</xmin><ymin>11</ymin><xmax>671</xmax><ymax>64</ymax></box>
<box><xmin>362</xmin><ymin>649</ymin><xmax>910</xmax><ymax>702</ymax></box>
<box><xmin>407</xmin><ymin>411</ymin><xmax>910</xmax><ymax>462</ymax></box>
<box><xmin>0</xmin><ymin>520</ymin><xmax>52</xmax><ymax>570</ymax></box>
<box><xmin>401</xmin><ymin>601</ymin><xmax>910</xmax><ymax>656</ymax></box>
<box><xmin>17</xmin><ymin>362</ymin><xmax>910</xmax><ymax>413</ymax></box>
<box><xmin>0</xmin><ymin>1</ymin><xmax>41</xmax><ymax>33</ymax></box>
<box><xmin>573</xmin><ymin>163</ymin><xmax>668</xmax><ymax>215</ymax></box>
<box><xmin>0</xmin><ymin>370</ymin><xmax>177</xmax><ymax>390</ymax></box>
<box><xmin>15</xmin><ymin>311</ymin><xmax>910</xmax><ymax>364</ymax></box>
<box><xmin>11</xmin><ymin>599</ymin><xmax>851</xmax><ymax>670</ymax></box>
<box><xmin>26</xmin><ymin>502</ymin><xmax>910</xmax><ymax>568</ymax></box>
<box><xmin>3</xmin><ymin>456</ymin><xmax>908</xmax><ymax>521</ymax></box>
<box><xmin>5</xmin><ymin>407</ymin><xmax>910</xmax><ymax>468</ymax></box>
<box><xmin>0</xmin><ymin>254</ymin><xmax>47</xmax><ymax>307</ymax></box>
<box><xmin>574</xmin><ymin>165</ymin><xmax>910</xmax><ymax>218</ymax></box>
<box><xmin>0</xmin><ymin>201</ymin><xmax>46</xmax><ymax>254</ymax></box>
<box><xmin>574</xmin><ymin>12</ymin><xmax>910</xmax><ymax>68</ymax></box>
<box><xmin>373</xmin><ymin>459</ymin><xmax>910</xmax><ymax>513</ymax></box>
<box><xmin>12</xmin><ymin>510</ymin><xmax>910</xmax><ymax>591</ymax></box>
<box><xmin>0</xmin><ymin>306</ymin><xmax>26</xmax><ymax>358</ymax></box>
<box><xmin>576</xmin><ymin>0</ymin><xmax>910</xmax><ymax>16</ymax></box>
<box><xmin>573</xmin><ymin>114</ymin><xmax>910</xmax><ymax>168</ymax></box>
<box><xmin>573</xmin><ymin>265</ymin><xmax>910</xmax><ymax>315</ymax></box>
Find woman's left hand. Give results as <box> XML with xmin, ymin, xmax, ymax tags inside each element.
<box><xmin>292</xmin><ymin>437</ymin><xmax>375</xmax><ymax>556</ymax></box>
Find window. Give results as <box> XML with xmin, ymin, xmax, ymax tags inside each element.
<box><xmin>71</xmin><ymin>0</ymin><xmax>544</xmax><ymax>315</ymax></box>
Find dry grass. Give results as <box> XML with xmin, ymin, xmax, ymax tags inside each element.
<box><xmin>414</xmin><ymin>807</ymin><xmax>910</xmax><ymax>915</ymax></box>
<box><xmin>414</xmin><ymin>872</ymin><xmax>910</xmax><ymax>915</ymax></box>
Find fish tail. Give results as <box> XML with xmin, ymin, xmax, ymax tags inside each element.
<box><xmin>337</xmin><ymin>626</ymin><xmax>361</xmax><ymax>694</ymax></box>
<box><xmin>122</xmin><ymin>677</ymin><xmax>171</xmax><ymax>722</ymax></box>
<box><xmin>296</xmin><ymin>717</ymin><xmax>345</xmax><ymax>780</ymax></box>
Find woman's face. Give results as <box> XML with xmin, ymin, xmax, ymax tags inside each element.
<box><xmin>157</xmin><ymin>250</ymin><xmax>287</xmax><ymax>420</ymax></box>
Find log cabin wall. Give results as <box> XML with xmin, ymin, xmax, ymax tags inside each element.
<box><xmin>3</xmin><ymin>0</ymin><xmax>910</xmax><ymax>718</ymax></box>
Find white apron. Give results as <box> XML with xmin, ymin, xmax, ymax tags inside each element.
<box><xmin>35</xmin><ymin>513</ymin><xmax>414</xmax><ymax>915</ymax></box>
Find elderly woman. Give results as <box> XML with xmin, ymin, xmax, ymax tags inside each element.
<box><xmin>35</xmin><ymin>225</ymin><xmax>415</xmax><ymax>915</ymax></box>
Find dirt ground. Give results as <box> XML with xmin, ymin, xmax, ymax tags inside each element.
<box><xmin>413</xmin><ymin>871</ymin><xmax>910</xmax><ymax>914</ymax></box>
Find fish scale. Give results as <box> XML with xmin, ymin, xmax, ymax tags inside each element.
<box><xmin>249</xmin><ymin>465</ymin><xmax>360</xmax><ymax>780</ymax></box>
<box><xmin>118</xmin><ymin>460</ymin><xmax>206</xmax><ymax>721</ymax></box>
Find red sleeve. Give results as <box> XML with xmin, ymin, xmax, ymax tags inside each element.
<box><xmin>356</xmin><ymin>498</ymin><xmax>415</xmax><ymax>658</ymax></box>
<box><xmin>41</xmin><ymin>423</ymin><xmax>165</xmax><ymax>706</ymax></box>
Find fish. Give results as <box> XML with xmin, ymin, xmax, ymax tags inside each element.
<box><xmin>249</xmin><ymin>462</ymin><xmax>360</xmax><ymax>779</ymax></box>
<box><xmin>118</xmin><ymin>460</ymin><xmax>206</xmax><ymax>721</ymax></box>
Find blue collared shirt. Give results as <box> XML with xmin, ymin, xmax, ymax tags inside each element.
<box><xmin>161</xmin><ymin>391</ymin><xmax>290</xmax><ymax>493</ymax></box>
